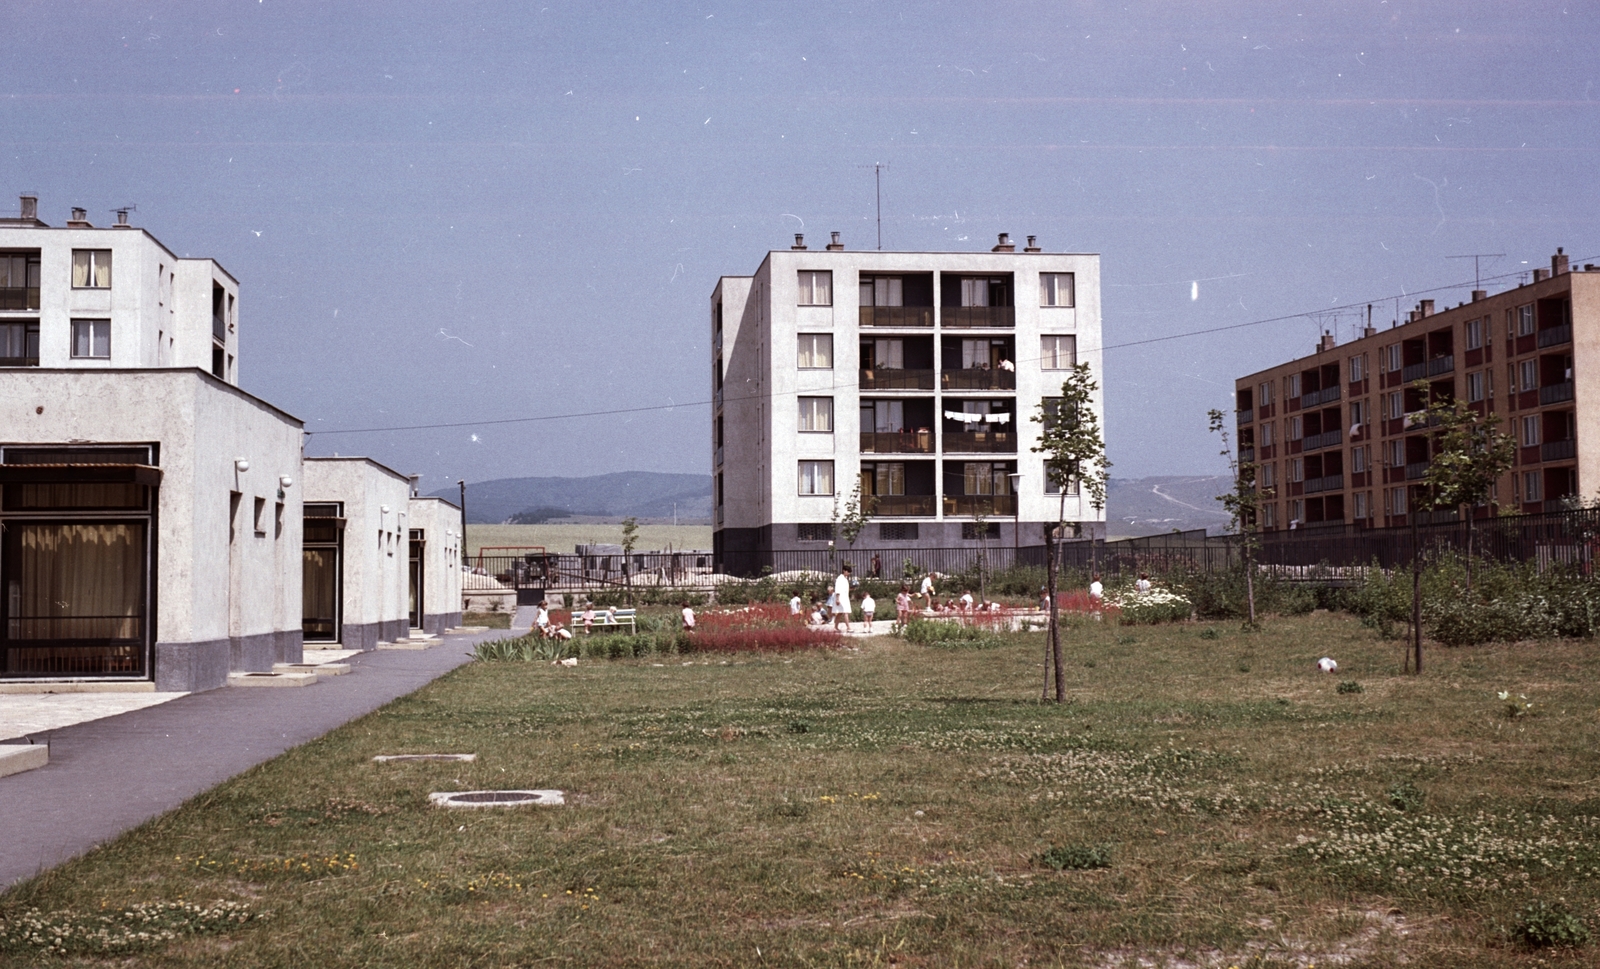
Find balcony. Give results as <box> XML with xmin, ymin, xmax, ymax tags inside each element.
<box><xmin>1304</xmin><ymin>474</ymin><xmax>1344</xmax><ymax>495</ymax></box>
<box><xmin>943</xmin><ymin>431</ymin><xmax>1016</xmax><ymax>453</ymax></box>
<box><xmin>1538</xmin><ymin>323</ymin><xmax>1572</xmax><ymax>349</ymax></box>
<box><xmin>714</xmin><ymin>445</ymin><xmax>723</xmax><ymax>467</ymax></box>
<box><xmin>213</xmin><ymin>314</ymin><xmax>227</xmax><ymax>343</ymax></box>
<box><xmin>714</xmin><ymin>387</ymin><xmax>722</xmax><ymax>409</ymax></box>
<box><xmin>944</xmin><ymin>494</ymin><xmax>1017</xmax><ymax>516</ymax></box>
<box><xmin>1428</xmin><ymin>355</ymin><xmax>1454</xmax><ymax>377</ymax></box>
<box><xmin>859</xmin><ymin>306</ymin><xmax>933</xmax><ymax>328</ymax></box>
<box><xmin>1542</xmin><ymin>439</ymin><xmax>1577</xmax><ymax>462</ymax></box>
<box><xmin>860</xmin><ymin>430</ymin><xmax>934</xmax><ymax>454</ymax></box>
<box><xmin>870</xmin><ymin>494</ymin><xmax>937</xmax><ymax>517</ymax></box>
<box><xmin>1540</xmin><ymin>381</ymin><xmax>1575</xmax><ymax>405</ymax></box>
<box><xmin>1239</xmin><ymin>446</ymin><xmax>1255</xmax><ymax>463</ymax></box>
<box><xmin>860</xmin><ymin>368</ymin><xmax>936</xmax><ymax>392</ymax></box>
<box><xmin>0</xmin><ymin>287</ymin><xmax>40</xmax><ymax>311</ymax></box>
<box><xmin>1236</xmin><ymin>409</ymin><xmax>1251</xmax><ymax>426</ymax></box>
<box><xmin>942</xmin><ymin>369</ymin><xmax>1015</xmax><ymax>391</ymax></box>
<box><xmin>941</xmin><ymin>306</ymin><xmax>1014</xmax><ymax>328</ymax></box>
<box><xmin>1405</xmin><ymin>461</ymin><xmax>1429</xmax><ymax>480</ymax></box>
<box><xmin>1301</xmin><ymin>385</ymin><xmax>1341</xmax><ymax>407</ymax></box>
<box><xmin>1302</xmin><ymin>429</ymin><xmax>1342</xmax><ymax>452</ymax></box>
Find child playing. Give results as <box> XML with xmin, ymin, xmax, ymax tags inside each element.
<box><xmin>581</xmin><ymin>604</ymin><xmax>595</xmax><ymax>635</ymax></box>
<box><xmin>895</xmin><ymin>585</ymin><xmax>912</xmax><ymax>624</ymax></box>
<box><xmin>861</xmin><ymin>592</ymin><xmax>876</xmax><ymax>627</ymax></box>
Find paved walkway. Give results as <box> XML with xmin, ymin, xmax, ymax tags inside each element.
<box><xmin>0</xmin><ymin>628</ymin><xmax>506</xmax><ymax>891</ymax></box>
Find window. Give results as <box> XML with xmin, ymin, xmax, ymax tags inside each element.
<box><xmin>861</xmin><ymin>400</ymin><xmax>905</xmax><ymax>433</ymax></box>
<box><xmin>1391</xmin><ymin>487</ymin><xmax>1408</xmax><ymax>516</ymax></box>
<box><xmin>1040</xmin><ymin>334</ymin><xmax>1077</xmax><ymax>369</ymax></box>
<box><xmin>860</xmin><ymin>276</ymin><xmax>903</xmax><ymax>307</ymax></box>
<box><xmin>71</xmin><ymin>319</ymin><xmax>110</xmax><ymax>359</ymax></box>
<box><xmin>1351</xmin><ymin>447</ymin><xmax>1367</xmax><ymax>473</ymax></box>
<box><xmin>867</xmin><ymin>338</ymin><xmax>904</xmax><ymax>369</ymax></box>
<box><xmin>212</xmin><ymin>345</ymin><xmax>225</xmax><ymax>379</ymax></box>
<box><xmin>1</xmin><ymin>321</ymin><xmax>40</xmax><ymax>366</ymax></box>
<box><xmin>962</xmin><ymin>462</ymin><xmax>1012</xmax><ymax>496</ymax></box>
<box><xmin>1522</xmin><ymin>415</ymin><xmax>1540</xmax><ymax>447</ymax></box>
<box><xmin>71</xmin><ymin>249</ymin><xmax>112</xmax><ymax>288</ymax></box>
<box><xmin>1520</xmin><ymin>359</ymin><xmax>1538</xmax><ymax>392</ymax></box>
<box><xmin>1289</xmin><ymin>458</ymin><xmax>1304</xmax><ymax>482</ymax></box>
<box><xmin>1044</xmin><ymin>468</ymin><xmax>1080</xmax><ymax>495</ymax></box>
<box><xmin>1349</xmin><ymin>399</ymin><xmax>1368</xmax><ymax>428</ymax></box>
<box><xmin>1</xmin><ymin>251</ymin><xmax>41</xmax><ymax>309</ymax></box>
<box><xmin>862</xmin><ymin>461</ymin><xmax>906</xmax><ymax>496</ymax></box>
<box><xmin>1467</xmin><ymin>371</ymin><xmax>1485</xmax><ymax>402</ymax></box>
<box><xmin>1285</xmin><ymin>373</ymin><xmax>1301</xmax><ymax>400</ymax></box>
<box><xmin>1349</xmin><ymin>354</ymin><xmax>1365</xmax><ymax>382</ymax></box>
<box><xmin>1258</xmin><ymin>381</ymin><xmax>1274</xmax><ymax>406</ymax></box>
<box><xmin>1039</xmin><ymin>272</ymin><xmax>1075</xmax><ymax>307</ymax></box>
<box><xmin>1288</xmin><ymin>416</ymin><xmax>1302</xmax><ymax>441</ymax></box>
<box><xmin>1289</xmin><ymin>499</ymin><xmax>1304</xmax><ymax>523</ymax></box>
<box><xmin>1258</xmin><ymin>463</ymin><xmax>1276</xmax><ymax>489</ymax></box>
<box><xmin>1381</xmin><ymin>344</ymin><xmax>1401</xmax><ymax>373</ymax></box>
<box><xmin>1382</xmin><ymin>391</ymin><xmax>1403</xmax><ymax>421</ymax></box>
<box><xmin>798</xmin><ymin>460</ymin><xmax>834</xmax><ymax>495</ymax></box>
<box><xmin>1354</xmin><ymin>491</ymin><xmax>1370</xmax><ymax>519</ymax></box>
<box><xmin>798</xmin><ymin>397</ymin><xmax>833</xmax><ymax>432</ymax></box>
<box><xmin>797</xmin><ymin>523</ymin><xmax>835</xmax><ymax>541</ymax></box>
<box><xmin>1524</xmin><ymin>471</ymin><xmax>1543</xmax><ymax>502</ymax></box>
<box><xmin>797</xmin><ymin>270</ymin><xmax>832</xmax><ymax>306</ymax></box>
<box><xmin>1517</xmin><ymin>304</ymin><xmax>1535</xmax><ymax>337</ymax></box>
<box><xmin>1466</xmin><ymin>318</ymin><xmax>1483</xmax><ymax>350</ymax></box>
<box><xmin>961</xmin><ymin>277</ymin><xmax>994</xmax><ymax>306</ymax></box>
<box><xmin>1261</xmin><ymin>503</ymin><xmax>1277</xmax><ymax>528</ymax></box>
<box><xmin>961</xmin><ymin>521</ymin><xmax>1001</xmax><ymax>540</ymax></box>
<box><xmin>253</xmin><ymin>496</ymin><xmax>268</xmax><ymax>536</ymax></box>
<box><xmin>1259</xmin><ymin>422</ymin><xmax>1274</xmax><ymax>447</ymax></box>
<box><xmin>797</xmin><ymin>333</ymin><xmax>833</xmax><ymax>369</ymax></box>
<box><xmin>879</xmin><ymin>522</ymin><xmax>918</xmax><ymax>541</ymax></box>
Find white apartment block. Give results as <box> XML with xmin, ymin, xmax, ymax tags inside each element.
<box><xmin>711</xmin><ymin>232</ymin><xmax>1104</xmax><ymax>571</ymax></box>
<box><xmin>0</xmin><ymin>195</ymin><xmax>460</xmax><ymax>691</ymax></box>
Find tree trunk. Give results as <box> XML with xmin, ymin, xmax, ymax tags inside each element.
<box><xmin>1051</xmin><ymin>526</ymin><xmax>1065</xmax><ymax>703</ymax></box>
<box><xmin>1410</xmin><ymin>513</ymin><xmax>1422</xmax><ymax>674</ymax></box>
<box><xmin>1043</xmin><ymin>523</ymin><xmax>1056</xmax><ymax>701</ymax></box>
<box><xmin>1464</xmin><ymin>505</ymin><xmax>1474</xmax><ymax>595</ymax></box>
<box><xmin>1244</xmin><ymin>538</ymin><xmax>1257</xmax><ymax>626</ymax></box>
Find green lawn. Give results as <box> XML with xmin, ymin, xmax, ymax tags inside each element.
<box><xmin>5</xmin><ymin>612</ymin><xmax>1599</xmax><ymax>967</ymax></box>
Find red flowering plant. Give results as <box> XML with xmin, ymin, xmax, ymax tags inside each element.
<box><xmin>686</xmin><ymin>603</ymin><xmax>841</xmax><ymax>653</ymax></box>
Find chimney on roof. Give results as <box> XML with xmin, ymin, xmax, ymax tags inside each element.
<box><xmin>1419</xmin><ymin>299</ymin><xmax>1434</xmax><ymax>317</ymax></box>
<box><xmin>791</xmin><ymin>233</ymin><xmax>806</xmax><ymax>250</ymax></box>
<box><xmin>1534</xmin><ymin>268</ymin><xmax>1550</xmax><ymax>282</ymax></box>
<box><xmin>113</xmin><ymin>206</ymin><xmax>133</xmax><ymax>228</ymax></box>
<box><xmin>1553</xmin><ymin>247</ymin><xmax>1569</xmax><ymax>275</ymax></box>
<box><xmin>992</xmin><ymin>232</ymin><xmax>1015</xmax><ymax>253</ymax></box>
<box><xmin>1024</xmin><ymin>235</ymin><xmax>1041</xmax><ymax>253</ymax></box>
<box><xmin>826</xmin><ymin>231</ymin><xmax>843</xmax><ymax>251</ymax></box>
<box><xmin>68</xmin><ymin>207</ymin><xmax>92</xmax><ymax>227</ymax></box>
<box><xmin>1472</xmin><ymin>289</ymin><xmax>1487</xmax><ymax>302</ymax></box>
<box><xmin>20</xmin><ymin>195</ymin><xmax>38</xmax><ymax>221</ymax></box>
<box><xmin>1319</xmin><ymin>331</ymin><xmax>1337</xmax><ymax>353</ymax></box>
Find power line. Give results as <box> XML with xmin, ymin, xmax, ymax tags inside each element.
<box><xmin>307</xmin><ymin>256</ymin><xmax>1588</xmax><ymax>438</ymax></box>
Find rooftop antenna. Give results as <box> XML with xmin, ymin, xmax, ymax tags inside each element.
<box><xmin>858</xmin><ymin>162</ymin><xmax>889</xmax><ymax>249</ymax></box>
<box><xmin>1446</xmin><ymin>253</ymin><xmax>1504</xmax><ymax>290</ymax></box>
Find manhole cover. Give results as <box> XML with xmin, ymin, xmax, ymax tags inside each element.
<box><xmin>372</xmin><ymin>753</ymin><xmax>478</xmax><ymax>763</ymax></box>
<box><xmin>428</xmin><ymin>789</ymin><xmax>565</xmax><ymax>808</ymax></box>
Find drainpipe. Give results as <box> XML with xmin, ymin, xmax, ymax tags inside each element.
<box><xmin>458</xmin><ymin>480</ymin><xmax>467</xmax><ymax>566</ymax></box>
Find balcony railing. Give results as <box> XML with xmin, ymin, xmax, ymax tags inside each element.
<box><xmin>860</xmin><ymin>430</ymin><xmax>934</xmax><ymax>454</ymax></box>
<box><xmin>859</xmin><ymin>306</ymin><xmax>934</xmax><ymax>327</ymax></box>
<box><xmin>714</xmin><ymin>387</ymin><xmax>722</xmax><ymax>409</ymax></box>
<box><xmin>943</xmin><ymin>494</ymin><xmax>1017</xmax><ymax>516</ymax></box>
<box><xmin>1239</xmin><ymin>447</ymin><xmax>1256</xmax><ymax>463</ymax></box>
<box><xmin>860</xmin><ymin>368</ymin><xmax>936</xmax><ymax>391</ymax></box>
<box><xmin>1542</xmin><ymin>439</ymin><xmax>1577</xmax><ymax>462</ymax></box>
<box><xmin>1538</xmin><ymin>323</ymin><xmax>1572</xmax><ymax>349</ymax></box>
<box><xmin>0</xmin><ymin>287</ymin><xmax>41</xmax><ymax>311</ymax></box>
<box><xmin>213</xmin><ymin>314</ymin><xmax>227</xmax><ymax>343</ymax></box>
<box><xmin>870</xmin><ymin>495</ymin><xmax>937</xmax><ymax>517</ymax></box>
<box><xmin>1304</xmin><ymin>474</ymin><xmax>1344</xmax><ymax>495</ymax></box>
<box><xmin>1428</xmin><ymin>355</ymin><xmax>1455</xmax><ymax>377</ymax></box>
<box><xmin>942</xmin><ymin>431</ymin><xmax>1016</xmax><ymax>453</ymax></box>
<box><xmin>1236</xmin><ymin>409</ymin><xmax>1251</xmax><ymax>426</ymax></box>
<box><xmin>1302</xmin><ymin>429</ymin><xmax>1343</xmax><ymax>452</ymax></box>
<box><xmin>714</xmin><ymin>445</ymin><xmax>723</xmax><ymax>467</ymax></box>
<box><xmin>941</xmin><ymin>306</ymin><xmax>1014</xmax><ymax>328</ymax></box>
<box><xmin>942</xmin><ymin>369</ymin><xmax>1015</xmax><ymax>391</ymax></box>
<box><xmin>1540</xmin><ymin>381</ymin><xmax>1575</xmax><ymax>405</ymax></box>
<box><xmin>1301</xmin><ymin>385</ymin><xmax>1341</xmax><ymax>407</ymax></box>
<box><xmin>1405</xmin><ymin>461</ymin><xmax>1430</xmax><ymax>480</ymax></box>
<box><xmin>1402</xmin><ymin>362</ymin><xmax>1427</xmax><ymax>382</ymax></box>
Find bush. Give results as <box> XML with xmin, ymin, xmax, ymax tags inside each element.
<box><xmin>1350</xmin><ymin>555</ymin><xmax>1600</xmax><ymax>646</ymax></box>
<box><xmin>1179</xmin><ymin>567</ymin><xmax>1314</xmax><ymax>620</ymax></box>
<box><xmin>898</xmin><ymin>618</ymin><xmax>1006</xmax><ymax>650</ymax></box>
<box><xmin>1036</xmin><ymin>844</ymin><xmax>1113</xmax><ymax>870</ymax></box>
<box><xmin>1513</xmin><ymin>901</ymin><xmax>1591</xmax><ymax>948</ymax></box>
<box><xmin>1106</xmin><ymin>588</ymin><xmax>1191</xmax><ymax>625</ymax></box>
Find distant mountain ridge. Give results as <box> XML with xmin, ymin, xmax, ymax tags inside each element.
<box><xmin>1106</xmin><ymin>475</ymin><xmax>1233</xmax><ymax>538</ymax></box>
<box><xmin>434</xmin><ymin>472</ymin><xmax>712</xmax><ymax>524</ymax></box>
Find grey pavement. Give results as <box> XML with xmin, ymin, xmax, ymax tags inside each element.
<box><xmin>0</xmin><ymin>629</ymin><xmax>507</xmax><ymax>891</ymax></box>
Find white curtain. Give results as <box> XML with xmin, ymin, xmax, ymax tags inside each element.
<box><xmin>873</xmin><ymin>339</ymin><xmax>904</xmax><ymax>369</ymax></box>
<box><xmin>12</xmin><ymin>523</ymin><xmax>143</xmax><ymax>639</ymax></box>
<box><xmin>961</xmin><ymin>277</ymin><xmax>989</xmax><ymax>307</ymax></box>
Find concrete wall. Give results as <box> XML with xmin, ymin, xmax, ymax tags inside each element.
<box><xmin>302</xmin><ymin>458</ymin><xmax>412</xmax><ymax>649</ymax></box>
<box><xmin>407</xmin><ymin>496</ymin><xmax>464</xmax><ymax>634</ymax></box>
<box><xmin>0</xmin><ymin>368</ymin><xmax>303</xmax><ymax>691</ymax></box>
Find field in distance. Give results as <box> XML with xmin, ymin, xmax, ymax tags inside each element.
<box><xmin>465</xmin><ymin>523</ymin><xmax>713</xmax><ymax>558</ymax></box>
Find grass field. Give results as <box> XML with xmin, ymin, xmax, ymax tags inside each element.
<box><xmin>465</xmin><ymin>523</ymin><xmax>712</xmax><ymax>558</ymax></box>
<box><xmin>4</xmin><ymin>612</ymin><xmax>1599</xmax><ymax>967</ymax></box>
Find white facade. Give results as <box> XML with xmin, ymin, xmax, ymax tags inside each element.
<box><xmin>407</xmin><ymin>497</ymin><xmax>464</xmax><ymax>634</ymax></box>
<box><xmin>301</xmin><ymin>458</ymin><xmax>413</xmax><ymax>649</ymax></box>
<box><xmin>712</xmin><ymin>233</ymin><xmax>1104</xmax><ymax>569</ymax></box>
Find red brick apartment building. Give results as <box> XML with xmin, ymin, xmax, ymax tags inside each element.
<box><xmin>1235</xmin><ymin>249</ymin><xmax>1600</xmax><ymax>531</ymax></box>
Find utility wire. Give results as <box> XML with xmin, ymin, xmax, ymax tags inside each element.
<box><xmin>307</xmin><ymin>258</ymin><xmax>1588</xmax><ymax>438</ymax></box>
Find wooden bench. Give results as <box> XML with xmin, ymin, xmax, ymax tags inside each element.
<box><xmin>581</xmin><ymin>608</ymin><xmax>637</xmax><ymax>634</ymax></box>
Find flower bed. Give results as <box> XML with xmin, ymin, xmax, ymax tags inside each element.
<box><xmin>688</xmin><ymin>604</ymin><xmax>840</xmax><ymax>653</ymax></box>
<box><xmin>1105</xmin><ymin>588</ymin><xmax>1192</xmax><ymax>625</ymax></box>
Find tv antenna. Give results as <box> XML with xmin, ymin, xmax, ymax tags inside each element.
<box><xmin>1446</xmin><ymin>253</ymin><xmax>1504</xmax><ymax>290</ymax></box>
<box><xmin>858</xmin><ymin>162</ymin><xmax>889</xmax><ymax>249</ymax></box>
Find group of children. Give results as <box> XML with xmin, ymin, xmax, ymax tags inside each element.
<box><xmin>532</xmin><ymin>600</ymin><xmax>628</xmax><ymax>640</ymax></box>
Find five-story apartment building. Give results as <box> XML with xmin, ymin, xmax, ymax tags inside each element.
<box><xmin>711</xmin><ymin>232</ymin><xmax>1104</xmax><ymax>570</ymax></box>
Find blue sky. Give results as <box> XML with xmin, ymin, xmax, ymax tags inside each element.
<box><xmin>4</xmin><ymin>1</ymin><xmax>1597</xmax><ymax>490</ymax></box>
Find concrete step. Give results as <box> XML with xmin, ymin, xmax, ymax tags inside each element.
<box><xmin>0</xmin><ymin>744</ymin><xmax>49</xmax><ymax>778</ymax></box>
<box><xmin>275</xmin><ymin>662</ymin><xmax>351</xmax><ymax>676</ymax></box>
<box><xmin>227</xmin><ymin>671</ymin><xmax>318</xmax><ymax>688</ymax></box>
<box><xmin>0</xmin><ymin>681</ymin><xmax>155</xmax><ymax>695</ymax></box>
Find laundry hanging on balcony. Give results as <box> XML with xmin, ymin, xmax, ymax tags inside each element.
<box><xmin>944</xmin><ymin>410</ymin><xmax>1010</xmax><ymax>423</ymax></box>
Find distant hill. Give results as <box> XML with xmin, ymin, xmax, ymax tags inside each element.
<box><xmin>435</xmin><ymin>472</ymin><xmax>712</xmax><ymax>524</ymax></box>
<box><xmin>1106</xmin><ymin>476</ymin><xmax>1234</xmax><ymax>538</ymax></box>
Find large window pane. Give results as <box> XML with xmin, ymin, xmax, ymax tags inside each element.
<box><xmin>5</xmin><ymin>523</ymin><xmax>143</xmax><ymax>641</ymax></box>
<box><xmin>798</xmin><ymin>397</ymin><xmax>833</xmax><ymax>432</ymax></box>
<box><xmin>797</xmin><ymin>333</ymin><xmax>833</xmax><ymax>369</ymax></box>
<box><xmin>303</xmin><ymin>547</ymin><xmax>340</xmax><ymax>640</ymax></box>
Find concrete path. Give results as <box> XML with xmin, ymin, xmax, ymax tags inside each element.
<box><xmin>512</xmin><ymin>604</ymin><xmax>538</xmax><ymax>632</ymax></box>
<box><xmin>0</xmin><ymin>628</ymin><xmax>505</xmax><ymax>891</ymax></box>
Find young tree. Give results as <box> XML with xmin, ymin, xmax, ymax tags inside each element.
<box><xmin>837</xmin><ymin>480</ymin><xmax>877</xmax><ymax>552</ymax></box>
<box><xmin>1030</xmin><ymin>363</ymin><xmax>1111</xmax><ymax>704</ymax></box>
<box><xmin>1209</xmin><ymin>409</ymin><xmax>1271</xmax><ymax>627</ymax></box>
<box><xmin>972</xmin><ymin>497</ymin><xmax>991</xmax><ymax>605</ymax></box>
<box><xmin>620</xmin><ymin>516</ymin><xmax>640</xmax><ymax>607</ymax></box>
<box><xmin>1417</xmin><ymin>379</ymin><xmax>1516</xmax><ymax>594</ymax></box>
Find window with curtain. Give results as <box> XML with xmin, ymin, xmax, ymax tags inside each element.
<box><xmin>859</xmin><ymin>276</ymin><xmax>903</xmax><ymax>307</ymax></box>
<box><xmin>1517</xmin><ymin>305</ymin><xmax>1535</xmax><ymax>337</ymax></box>
<box><xmin>861</xmin><ymin>400</ymin><xmax>904</xmax><ymax>433</ymax></box>
<box><xmin>862</xmin><ymin>462</ymin><xmax>906</xmax><ymax>496</ymax></box>
<box><xmin>5</xmin><ymin>522</ymin><xmax>144</xmax><ymax>641</ymax></box>
<box><xmin>797</xmin><ymin>333</ymin><xmax>833</xmax><ymax>369</ymax></box>
<box><xmin>869</xmin><ymin>338</ymin><xmax>904</xmax><ymax>369</ymax></box>
<box><xmin>962</xmin><ymin>462</ymin><xmax>1011</xmax><ymax>496</ymax></box>
<box><xmin>797</xmin><ymin>397</ymin><xmax>833</xmax><ymax>432</ymax></box>
<box><xmin>960</xmin><ymin>277</ymin><xmax>990</xmax><ymax>307</ymax></box>
<box><xmin>797</xmin><ymin>270</ymin><xmax>832</xmax><ymax>306</ymax></box>
<box><xmin>1</xmin><ymin>321</ymin><xmax>41</xmax><ymax>366</ymax></box>
<box><xmin>71</xmin><ymin>319</ymin><xmax>110</xmax><ymax>359</ymax></box>
<box><xmin>1520</xmin><ymin>359</ymin><xmax>1538</xmax><ymax>391</ymax></box>
<box><xmin>1039</xmin><ymin>272</ymin><xmax>1074</xmax><ymax>307</ymax></box>
<box><xmin>798</xmin><ymin>460</ymin><xmax>834</xmax><ymax>495</ymax></box>
<box><xmin>72</xmin><ymin>250</ymin><xmax>112</xmax><ymax>288</ymax></box>
<box><xmin>1040</xmin><ymin>335</ymin><xmax>1076</xmax><ymax>370</ymax></box>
